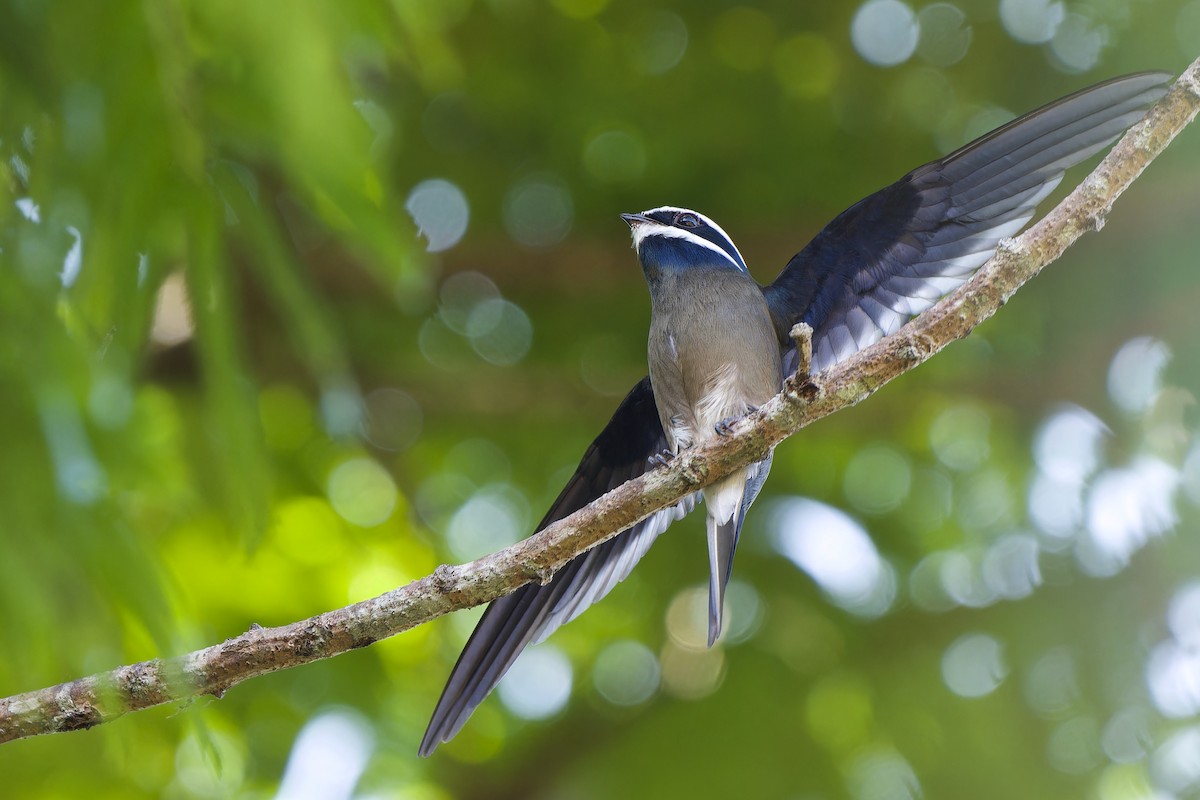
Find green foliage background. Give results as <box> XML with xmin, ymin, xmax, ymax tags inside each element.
<box><xmin>2</xmin><ymin>1</ymin><xmax>1200</xmax><ymax>797</ymax></box>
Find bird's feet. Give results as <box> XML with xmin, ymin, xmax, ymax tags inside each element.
<box><xmin>648</xmin><ymin>448</ymin><xmax>676</xmax><ymax>468</ymax></box>
<box><xmin>714</xmin><ymin>407</ymin><xmax>756</xmax><ymax>436</ymax></box>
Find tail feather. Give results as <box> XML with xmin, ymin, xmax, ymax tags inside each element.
<box><xmin>704</xmin><ymin>453</ymin><xmax>774</xmax><ymax>647</ymax></box>
<box><xmin>706</xmin><ymin>512</ymin><xmax>740</xmax><ymax>646</ymax></box>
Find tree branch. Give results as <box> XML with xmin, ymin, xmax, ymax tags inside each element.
<box><xmin>3</xmin><ymin>60</ymin><xmax>1198</xmax><ymax>746</ymax></box>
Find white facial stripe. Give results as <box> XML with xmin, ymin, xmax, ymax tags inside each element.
<box><xmin>632</xmin><ymin>207</ymin><xmax>748</xmax><ymax>273</ymax></box>
<box><xmin>648</xmin><ymin>205</ymin><xmax>739</xmax><ymax>261</ymax></box>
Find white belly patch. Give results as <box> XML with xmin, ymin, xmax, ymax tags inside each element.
<box><xmin>695</xmin><ymin>361</ymin><xmax>747</xmax><ymax>435</ymax></box>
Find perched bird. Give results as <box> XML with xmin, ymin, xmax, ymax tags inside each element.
<box><xmin>623</xmin><ymin>206</ymin><xmax>782</xmax><ymax>648</ymax></box>
<box><xmin>419</xmin><ymin>72</ymin><xmax>1170</xmax><ymax>757</ymax></box>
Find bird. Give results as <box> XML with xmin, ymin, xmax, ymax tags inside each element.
<box><xmin>418</xmin><ymin>71</ymin><xmax>1171</xmax><ymax>757</ymax></box>
<box><xmin>622</xmin><ymin>206</ymin><xmax>782</xmax><ymax>649</ymax></box>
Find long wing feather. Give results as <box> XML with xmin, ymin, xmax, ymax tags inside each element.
<box><xmin>419</xmin><ymin>377</ymin><xmax>698</xmax><ymax>756</ymax></box>
<box><xmin>762</xmin><ymin>72</ymin><xmax>1170</xmax><ymax>374</ymax></box>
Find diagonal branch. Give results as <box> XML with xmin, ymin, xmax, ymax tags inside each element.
<box><xmin>2</xmin><ymin>59</ymin><xmax>1198</xmax><ymax>746</ymax></box>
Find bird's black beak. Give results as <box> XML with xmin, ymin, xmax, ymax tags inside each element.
<box><xmin>621</xmin><ymin>212</ymin><xmax>651</xmax><ymax>228</ymax></box>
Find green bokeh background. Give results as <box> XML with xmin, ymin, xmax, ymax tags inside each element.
<box><xmin>2</xmin><ymin>1</ymin><xmax>1200</xmax><ymax>798</ymax></box>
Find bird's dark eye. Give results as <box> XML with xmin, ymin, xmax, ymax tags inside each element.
<box><xmin>676</xmin><ymin>212</ymin><xmax>700</xmax><ymax>229</ymax></box>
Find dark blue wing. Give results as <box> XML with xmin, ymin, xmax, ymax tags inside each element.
<box><xmin>419</xmin><ymin>377</ymin><xmax>698</xmax><ymax>756</ymax></box>
<box><xmin>763</xmin><ymin>72</ymin><xmax>1170</xmax><ymax>374</ymax></box>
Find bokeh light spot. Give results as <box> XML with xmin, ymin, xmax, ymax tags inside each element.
<box><xmin>1152</xmin><ymin>726</ymin><xmax>1200</xmax><ymax>794</ymax></box>
<box><xmin>1095</xmin><ymin>763</ymin><xmax>1158</xmax><ymax>800</ymax></box>
<box><xmin>941</xmin><ymin>632</ymin><xmax>1007</xmax><ymax>698</ymax></box>
<box><xmin>440</xmin><ymin>271</ymin><xmax>500</xmax><ymax>335</ymax></box>
<box><xmin>909</xmin><ymin>552</ymin><xmax>956</xmax><ymax>612</ymax></box>
<box><xmin>498</xmin><ymin>645</ymin><xmax>573</xmax><ymax>720</ymax></box>
<box><xmin>961</xmin><ymin>106</ymin><xmax>1017</xmax><ymax>146</ymax></box>
<box><xmin>1169</xmin><ymin>583</ymin><xmax>1200</xmax><ymax>649</ymax></box>
<box><xmin>981</xmin><ymin>534</ymin><xmax>1042</xmax><ymax>600</ymax></box>
<box><xmin>593</xmin><ymin>640</ymin><xmax>661</xmax><ymax>706</ymax></box>
<box><xmin>1047</xmin><ymin>716</ymin><xmax>1103</xmax><ymax>775</ymax></box>
<box><xmin>1101</xmin><ymin>706</ymin><xmax>1153</xmax><ymax>764</ymax></box>
<box><xmin>663</xmin><ymin>581</ymin><xmax>761</xmax><ymax>649</ymax></box>
<box><xmin>722</xmin><ymin>580</ymin><xmax>764</xmax><ymax>645</ymax></box>
<box><xmin>957</xmin><ymin>469</ymin><xmax>1013</xmax><ymax>531</ymax></box>
<box><xmin>1108</xmin><ymin>337</ymin><xmax>1169</xmax><ymax>415</ymax></box>
<box><xmin>418</xmin><ymin>315</ymin><xmax>474</xmax><ymax>370</ymax></box>
<box><xmin>941</xmin><ymin>550</ymin><xmax>1000</xmax><ymax>608</ymax></box>
<box><xmin>1050</xmin><ymin>13</ymin><xmax>1107</xmax><ymax>73</ymax></box>
<box><xmin>999</xmin><ymin>0</ymin><xmax>1064</xmax><ymax>44</ymax></box>
<box><xmin>504</xmin><ymin>175</ymin><xmax>574</xmax><ymax>248</ymax></box>
<box><xmin>445</xmin><ymin>437</ymin><xmax>513</xmax><ymax>486</ymax></box>
<box><xmin>1083</xmin><ymin>457</ymin><xmax>1179</xmax><ymax>573</ymax></box>
<box><xmin>445</xmin><ymin>484</ymin><xmax>526</xmax><ymax>562</ymax></box>
<box><xmin>466</xmin><ymin>298</ymin><xmax>533</xmax><ymax>366</ymax></box>
<box><xmin>1023</xmin><ymin>646</ymin><xmax>1079</xmax><ymax>718</ymax></box>
<box><xmin>318</xmin><ymin>382</ymin><xmax>363</xmax><ymax>439</ymax></box>
<box><xmin>1182</xmin><ymin>439</ymin><xmax>1200</xmax><ymax>508</ymax></box>
<box><xmin>1028</xmin><ymin>472</ymin><xmax>1084</xmax><ymax>543</ymax></box>
<box><xmin>1034</xmin><ymin>405</ymin><xmax>1107</xmax><ymax>483</ymax></box>
<box><xmin>660</xmin><ymin>639</ymin><xmax>725</xmax><ymax>699</ymax></box>
<box><xmin>326</xmin><ymin>458</ymin><xmax>397</xmax><ymax>527</ymax></box>
<box><xmin>1147</xmin><ymin>640</ymin><xmax>1200</xmax><ymax>719</ymax></box>
<box><xmin>930</xmin><ymin>403</ymin><xmax>990</xmax><ymax>471</ymax></box>
<box><xmin>844</xmin><ymin>444</ymin><xmax>912</xmax><ymax>514</ymax></box>
<box><xmin>851</xmin><ymin>0</ymin><xmax>919</xmax><ymax>67</ymax></box>
<box><xmin>771</xmin><ymin>498</ymin><xmax>895</xmax><ymax>617</ymax></box>
<box><xmin>665</xmin><ymin>586</ymin><xmax>711</xmax><ymax>651</ymax></box>
<box><xmin>916</xmin><ymin>3</ymin><xmax>972</xmax><ymax>67</ymax></box>
<box><xmin>627</xmin><ymin>11</ymin><xmax>689</xmax><ymax>75</ymax></box>
<box><xmin>361</xmin><ymin>388</ymin><xmax>423</xmax><ymax>452</ymax></box>
<box><xmin>847</xmin><ymin>747</ymin><xmax>923</xmax><ymax>800</ymax></box>
<box><xmin>405</xmin><ymin>178</ymin><xmax>469</xmax><ymax>252</ymax></box>
<box><xmin>276</xmin><ymin>709</ymin><xmax>373</xmax><ymax>800</ymax></box>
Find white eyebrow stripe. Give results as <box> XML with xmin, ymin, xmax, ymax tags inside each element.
<box><xmin>632</xmin><ymin>208</ymin><xmax>749</xmax><ymax>273</ymax></box>
<box><xmin>645</xmin><ymin>206</ymin><xmax>746</xmax><ymax>265</ymax></box>
<box><xmin>631</xmin><ymin>222</ymin><xmax>743</xmax><ymax>271</ymax></box>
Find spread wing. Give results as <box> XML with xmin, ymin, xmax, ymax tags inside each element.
<box><xmin>762</xmin><ymin>72</ymin><xmax>1171</xmax><ymax>374</ymax></box>
<box><xmin>419</xmin><ymin>377</ymin><xmax>699</xmax><ymax>756</ymax></box>
<box><xmin>422</xmin><ymin>72</ymin><xmax>1172</xmax><ymax>755</ymax></box>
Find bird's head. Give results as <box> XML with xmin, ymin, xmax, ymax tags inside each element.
<box><xmin>621</xmin><ymin>206</ymin><xmax>748</xmax><ymax>276</ymax></box>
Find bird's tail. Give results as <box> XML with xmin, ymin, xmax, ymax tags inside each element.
<box><xmin>705</xmin><ymin>511</ymin><xmax>739</xmax><ymax>647</ymax></box>
<box><xmin>703</xmin><ymin>454</ymin><xmax>773</xmax><ymax>647</ymax></box>
<box><xmin>704</xmin><ymin>472</ymin><xmax>747</xmax><ymax>647</ymax></box>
